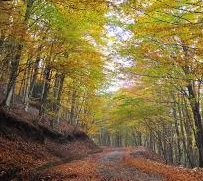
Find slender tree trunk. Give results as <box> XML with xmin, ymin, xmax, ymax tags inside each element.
<box><xmin>29</xmin><ymin>56</ymin><xmax>40</xmax><ymax>97</ymax></box>
<box><xmin>1</xmin><ymin>44</ymin><xmax>22</xmax><ymax>107</ymax></box>
<box><xmin>172</xmin><ymin>105</ymin><xmax>182</xmax><ymax>164</ymax></box>
<box><xmin>182</xmin><ymin>44</ymin><xmax>203</xmax><ymax>167</ymax></box>
<box><xmin>23</xmin><ymin>58</ymin><xmax>32</xmax><ymax>112</ymax></box>
<box><xmin>52</xmin><ymin>73</ymin><xmax>65</xmax><ymax>128</ymax></box>
<box><xmin>70</xmin><ymin>87</ymin><xmax>77</xmax><ymax>125</ymax></box>
<box><xmin>187</xmin><ymin>83</ymin><xmax>203</xmax><ymax>167</ymax></box>
<box><xmin>38</xmin><ymin>65</ymin><xmax>51</xmax><ymax>118</ymax></box>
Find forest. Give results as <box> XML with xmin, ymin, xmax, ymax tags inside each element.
<box><xmin>0</xmin><ymin>0</ymin><xmax>203</xmax><ymax>180</ymax></box>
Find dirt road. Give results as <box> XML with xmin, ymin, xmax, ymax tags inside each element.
<box><xmin>48</xmin><ymin>147</ymin><xmax>164</xmax><ymax>181</ymax></box>
<box><xmin>98</xmin><ymin>149</ymin><xmax>163</xmax><ymax>181</ymax></box>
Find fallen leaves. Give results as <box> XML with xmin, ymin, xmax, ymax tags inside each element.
<box><xmin>124</xmin><ymin>157</ymin><xmax>203</xmax><ymax>181</ymax></box>
<box><xmin>51</xmin><ymin>158</ymin><xmax>102</xmax><ymax>181</ymax></box>
<box><xmin>130</xmin><ymin>146</ymin><xmax>166</xmax><ymax>164</ymax></box>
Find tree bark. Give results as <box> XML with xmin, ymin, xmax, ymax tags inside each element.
<box><xmin>38</xmin><ymin>65</ymin><xmax>51</xmax><ymax>118</ymax></box>
<box><xmin>187</xmin><ymin>83</ymin><xmax>203</xmax><ymax>167</ymax></box>
<box><xmin>1</xmin><ymin>44</ymin><xmax>22</xmax><ymax>107</ymax></box>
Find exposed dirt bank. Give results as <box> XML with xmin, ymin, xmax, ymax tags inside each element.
<box><xmin>0</xmin><ymin>108</ymin><xmax>101</xmax><ymax>180</ymax></box>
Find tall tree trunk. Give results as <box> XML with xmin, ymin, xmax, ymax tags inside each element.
<box><xmin>187</xmin><ymin>83</ymin><xmax>203</xmax><ymax>167</ymax></box>
<box><xmin>51</xmin><ymin>73</ymin><xmax>65</xmax><ymax>128</ymax></box>
<box><xmin>181</xmin><ymin>97</ymin><xmax>195</xmax><ymax>167</ymax></box>
<box><xmin>182</xmin><ymin>44</ymin><xmax>203</xmax><ymax>167</ymax></box>
<box><xmin>70</xmin><ymin>87</ymin><xmax>77</xmax><ymax>125</ymax></box>
<box><xmin>29</xmin><ymin>56</ymin><xmax>40</xmax><ymax>97</ymax></box>
<box><xmin>38</xmin><ymin>65</ymin><xmax>51</xmax><ymax>118</ymax></box>
<box><xmin>1</xmin><ymin>44</ymin><xmax>22</xmax><ymax>107</ymax></box>
<box><xmin>23</xmin><ymin>58</ymin><xmax>32</xmax><ymax>112</ymax></box>
<box><xmin>173</xmin><ymin>106</ymin><xmax>182</xmax><ymax>165</ymax></box>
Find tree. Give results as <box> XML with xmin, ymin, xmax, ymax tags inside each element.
<box><xmin>0</xmin><ymin>0</ymin><xmax>109</xmax><ymax>133</ymax></box>
<box><xmin>118</xmin><ymin>0</ymin><xmax>203</xmax><ymax>167</ymax></box>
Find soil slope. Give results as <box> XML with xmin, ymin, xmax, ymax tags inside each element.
<box><xmin>0</xmin><ymin>107</ymin><xmax>101</xmax><ymax>180</ymax></box>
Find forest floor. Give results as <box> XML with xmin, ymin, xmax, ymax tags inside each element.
<box><xmin>1</xmin><ymin>84</ymin><xmax>203</xmax><ymax>181</ymax></box>
<box><xmin>47</xmin><ymin>147</ymin><xmax>203</xmax><ymax>181</ymax></box>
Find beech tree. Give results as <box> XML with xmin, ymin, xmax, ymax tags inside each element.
<box><xmin>0</xmin><ymin>0</ymin><xmax>108</xmax><ymax>132</ymax></box>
